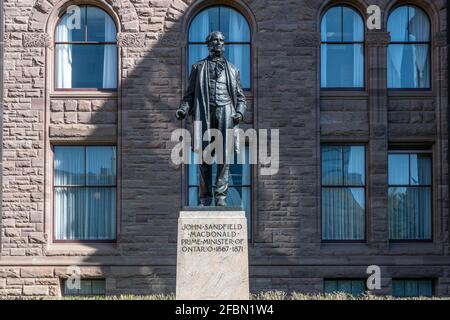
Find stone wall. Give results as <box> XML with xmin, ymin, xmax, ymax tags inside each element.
<box><xmin>1</xmin><ymin>0</ymin><xmax>449</xmax><ymax>297</ymax></box>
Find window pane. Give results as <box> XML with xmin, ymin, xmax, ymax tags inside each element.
<box><xmin>55</xmin><ymin>187</ymin><xmax>115</xmax><ymax>241</ymax></box>
<box><xmin>54</xmin><ymin>147</ymin><xmax>85</xmax><ymax>186</ymax></box>
<box><xmin>188</xmin><ymin>150</ymin><xmax>200</xmax><ymax>186</ymax></box>
<box><xmin>351</xmin><ymin>280</ymin><xmax>365</xmax><ymax>296</ymax></box>
<box><xmin>418</xmin><ymin>280</ymin><xmax>433</xmax><ymax>296</ymax></box>
<box><xmin>322</xmin><ymin>146</ymin><xmax>343</xmax><ymax>185</ymax></box>
<box><xmin>86</xmin><ymin>188</ymin><xmax>116</xmax><ymax>240</ymax></box>
<box><xmin>321</xmin><ymin>44</ymin><xmax>364</xmax><ymax>88</ymax></box>
<box><xmin>324</xmin><ymin>280</ymin><xmax>338</xmax><ymax>294</ymax></box>
<box><xmin>343</xmin><ymin>146</ymin><xmax>365</xmax><ymax>186</ymax></box>
<box><xmin>388</xmin><ymin>187</ymin><xmax>431</xmax><ymax>240</ymax></box>
<box><xmin>86</xmin><ymin>146</ymin><xmax>116</xmax><ymax>186</ymax></box>
<box><xmin>388</xmin><ymin>154</ymin><xmax>409</xmax><ymax>185</ymax></box>
<box><xmin>392</xmin><ymin>280</ymin><xmax>405</xmax><ymax>297</ymax></box>
<box><xmin>188</xmin><ymin>44</ymin><xmax>209</xmax><ymax>72</ymax></box>
<box><xmin>322</xmin><ymin>187</ymin><xmax>365</xmax><ymax>240</ymax></box>
<box><xmin>388</xmin><ymin>44</ymin><xmax>430</xmax><ymax>89</ymax></box>
<box><xmin>338</xmin><ymin>280</ymin><xmax>352</xmax><ymax>293</ymax></box>
<box><xmin>321</xmin><ymin>7</ymin><xmax>342</xmax><ymax>42</ymax></box>
<box><xmin>408</xmin><ymin>6</ymin><xmax>430</xmax><ymax>42</ymax></box>
<box><xmin>410</xmin><ymin>154</ymin><xmax>431</xmax><ymax>185</ymax></box>
<box><xmin>393</xmin><ymin>279</ymin><xmax>432</xmax><ymax>297</ymax></box>
<box><xmin>239</xmin><ymin>147</ymin><xmax>251</xmax><ymax>185</ymax></box>
<box><xmin>91</xmin><ymin>280</ymin><xmax>106</xmax><ymax>295</ymax></box>
<box><xmin>64</xmin><ymin>279</ymin><xmax>106</xmax><ymax>296</ymax></box>
<box><xmin>342</xmin><ymin>7</ymin><xmax>363</xmax><ymax>42</ymax></box>
<box><xmin>324</xmin><ymin>280</ymin><xmax>364</xmax><ymax>295</ymax></box>
<box><xmin>189</xmin><ymin>7</ymin><xmax>219</xmax><ymax>42</ymax></box>
<box><xmin>388</xmin><ymin>7</ymin><xmax>409</xmax><ymax>42</ymax></box>
<box><xmin>404</xmin><ymin>280</ymin><xmax>419</xmax><ymax>296</ymax></box>
<box><xmin>55</xmin><ymin>6</ymin><xmax>86</xmax><ymax>42</ymax></box>
<box><xmin>87</xmin><ymin>7</ymin><xmax>116</xmax><ymax>42</ymax></box>
<box><xmin>188</xmin><ymin>187</ymin><xmax>199</xmax><ymax>206</ymax></box>
<box><xmin>55</xmin><ymin>188</ymin><xmax>86</xmax><ymax>240</ymax></box>
<box><xmin>219</xmin><ymin>7</ymin><xmax>250</xmax><ymax>42</ymax></box>
<box><xmin>225</xmin><ymin>44</ymin><xmax>250</xmax><ymax>89</ymax></box>
<box><xmin>229</xmin><ymin>148</ymin><xmax>250</xmax><ymax>186</ymax></box>
<box><xmin>229</xmin><ymin>163</ymin><xmax>243</xmax><ymax>186</ymax></box>
<box><xmin>55</xmin><ymin>44</ymin><xmax>117</xmax><ymax>89</ymax></box>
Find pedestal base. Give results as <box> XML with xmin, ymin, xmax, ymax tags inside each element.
<box><xmin>176</xmin><ymin>210</ymin><xmax>249</xmax><ymax>300</ymax></box>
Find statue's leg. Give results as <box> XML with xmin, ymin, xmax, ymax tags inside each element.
<box><xmin>199</xmin><ymin>163</ymin><xmax>213</xmax><ymax>206</ymax></box>
<box><xmin>215</xmin><ymin>103</ymin><xmax>234</xmax><ymax>206</ymax></box>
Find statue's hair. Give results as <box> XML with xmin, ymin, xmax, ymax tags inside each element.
<box><xmin>205</xmin><ymin>31</ymin><xmax>225</xmax><ymax>43</ymax></box>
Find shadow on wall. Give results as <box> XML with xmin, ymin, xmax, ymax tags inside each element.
<box><xmin>33</xmin><ymin>0</ymin><xmax>194</xmax><ymax>296</ymax></box>
<box><xmin>20</xmin><ymin>0</ymin><xmax>329</xmax><ymax>296</ymax></box>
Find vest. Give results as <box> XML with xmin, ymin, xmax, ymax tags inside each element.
<box><xmin>208</xmin><ymin>59</ymin><xmax>232</xmax><ymax>106</ymax></box>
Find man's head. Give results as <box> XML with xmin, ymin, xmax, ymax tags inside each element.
<box><xmin>206</xmin><ymin>31</ymin><xmax>225</xmax><ymax>56</ymax></box>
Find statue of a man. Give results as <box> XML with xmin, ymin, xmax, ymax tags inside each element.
<box><xmin>176</xmin><ymin>31</ymin><xmax>247</xmax><ymax>206</ymax></box>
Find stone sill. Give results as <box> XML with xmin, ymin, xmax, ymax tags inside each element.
<box><xmin>388</xmin><ymin>242</ymin><xmax>440</xmax><ymax>254</ymax></box>
<box><xmin>387</xmin><ymin>90</ymin><xmax>435</xmax><ymax>98</ymax></box>
<box><xmin>320</xmin><ymin>242</ymin><xmax>369</xmax><ymax>253</ymax></box>
<box><xmin>45</xmin><ymin>243</ymin><xmax>119</xmax><ymax>256</ymax></box>
<box><xmin>50</xmin><ymin>91</ymin><xmax>118</xmax><ymax>99</ymax></box>
<box><xmin>320</xmin><ymin>90</ymin><xmax>368</xmax><ymax>99</ymax></box>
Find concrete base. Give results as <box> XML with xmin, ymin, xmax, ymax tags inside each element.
<box><xmin>176</xmin><ymin>210</ymin><xmax>249</xmax><ymax>300</ymax></box>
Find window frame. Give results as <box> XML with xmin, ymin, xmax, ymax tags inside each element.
<box><xmin>320</xmin><ymin>5</ymin><xmax>366</xmax><ymax>91</ymax></box>
<box><xmin>391</xmin><ymin>278</ymin><xmax>434</xmax><ymax>297</ymax></box>
<box><xmin>52</xmin><ymin>145</ymin><xmax>118</xmax><ymax>243</ymax></box>
<box><xmin>53</xmin><ymin>5</ymin><xmax>118</xmax><ymax>92</ymax></box>
<box><xmin>387</xmin><ymin>5</ymin><xmax>432</xmax><ymax>91</ymax></box>
<box><xmin>186</xmin><ymin>5</ymin><xmax>252</xmax><ymax>91</ymax></box>
<box><xmin>323</xmin><ymin>278</ymin><xmax>367</xmax><ymax>296</ymax></box>
<box><xmin>320</xmin><ymin>144</ymin><xmax>367</xmax><ymax>243</ymax></box>
<box><xmin>388</xmin><ymin>150</ymin><xmax>433</xmax><ymax>242</ymax></box>
<box><xmin>61</xmin><ymin>278</ymin><xmax>106</xmax><ymax>296</ymax></box>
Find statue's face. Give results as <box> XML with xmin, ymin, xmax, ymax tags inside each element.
<box><xmin>207</xmin><ymin>33</ymin><xmax>225</xmax><ymax>54</ymax></box>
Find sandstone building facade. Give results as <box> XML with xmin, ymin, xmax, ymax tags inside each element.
<box><xmin>0</xmin><ymin>0</ymin><xmax>449</xmax><ymax>297</ymax></box>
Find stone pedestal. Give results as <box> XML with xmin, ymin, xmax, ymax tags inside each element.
<box><xmin>176</xmin><ymin>209</ymin><xmax>249</xmax><ymax>300</ymax></box>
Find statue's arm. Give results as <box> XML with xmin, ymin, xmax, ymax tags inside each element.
<box><xmin>179</xmin><ymin>65</ymin><xmax>197</xmax><ymax>115</ymax></box>
<box><xmin>235</xmin><ymin>70</ymin><xmax>247</xmax><ymax>118</ymax></box>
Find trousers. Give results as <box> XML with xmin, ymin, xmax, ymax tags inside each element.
<box><xmin>199</xmin><ymin>102</ymin><xmax>234</xmax><ymax>206</ymax></box>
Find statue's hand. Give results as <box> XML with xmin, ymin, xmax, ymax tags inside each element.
<box><xmin>231</xmin><ymin>112</ymin><xmax>243</xmax><ymax>125</ymax></box>
<box><xmin>176</xmin><ymin>109</ymin><xmax>186</xmax><ymax>120</ymax></box>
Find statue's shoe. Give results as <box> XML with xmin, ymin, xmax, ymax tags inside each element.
<box><xmin>216</xmin><ymin>198</ymin><xmax>227</xmax><ymax>206</ymax></box>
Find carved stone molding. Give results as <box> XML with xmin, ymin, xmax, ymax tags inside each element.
<box><xmin>117</xmin><ymin>33</ymin><xmax>145</xmax><ymax>47</ymax></box>
<box><xmin>3</xmin><ymin>33</ymin><xmax>10</xmax><ymax>47</ymax></box>
<box><xmin>295</xmin><ymin>33</ymin><xmax>321</xmax><ymax>47</ymax></box>
<box><xmin>434</xmin><ymin>32</ymin><xmax>446</xmax><ymax>47</ymax></box>
<box><xmin>23</xmin><ymin>33</ymin><xmax>52</xmax><ymax>48</ymax></box>
<box><xmin>366</xmin><ymin>32</ymin><xmax>390</xmax><ymax>47</ymax></box>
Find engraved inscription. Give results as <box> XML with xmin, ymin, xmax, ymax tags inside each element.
<box><xmin>180</xmin><ymin>223</ymin><xmax>245</xmax><ymax>253</ymax></box>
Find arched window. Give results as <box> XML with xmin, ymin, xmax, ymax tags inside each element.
<box><xmin>55</xmin><ymin>6</ymin><xmax>117</xmax><ymax>89</ymax></box>
<box><xmin>188</xmin><ymin>6</ymin><xmax>251</xmax><ymax>89</ymax></box>
<box><xmin>387</xmin><ymin>5</ymin><xmax>430</xmax><ymax>89</ymax></box>
<box><xmin>321</xmin><ymin>6</ymin><xmax>364</xmax><ymax>88</ymax></box>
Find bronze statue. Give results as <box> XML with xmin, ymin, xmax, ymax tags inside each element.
<box><xmin>176</xmin><ymin>31</ymin><xmax>247</xmax><ymax>206</ymax></box>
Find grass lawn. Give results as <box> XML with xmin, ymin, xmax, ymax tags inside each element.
<box><xmin>31</xmin><ymin>291</ymin><xmax>449</xmax><ymax>300</ymax></box>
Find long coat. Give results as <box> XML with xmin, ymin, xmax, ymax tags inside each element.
<box><xmin>179</xmin><ymin>57</ymin><xmax>247</xmax><ymax>155</ymax></box>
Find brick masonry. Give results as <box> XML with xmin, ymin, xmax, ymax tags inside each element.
<box><xmin>1</xmin><ymin>0</ymin><xmax>449</xmax><ymax>297</ymax></box>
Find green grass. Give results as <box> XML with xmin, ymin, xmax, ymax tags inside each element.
<box><xmin>33</xmin><ymin>291</ymin><xmax>449</xmax><ymax>300</ymax></box>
